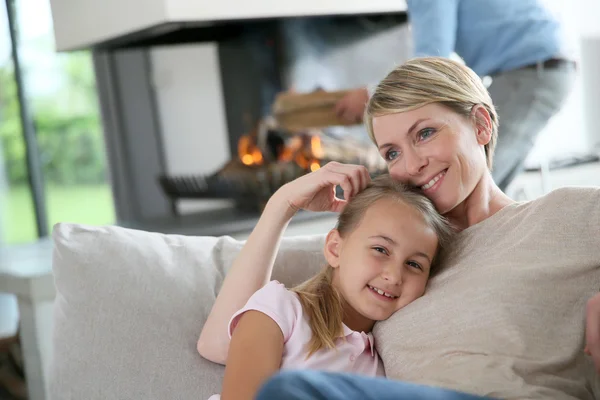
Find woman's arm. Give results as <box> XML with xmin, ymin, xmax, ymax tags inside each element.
<box><xmin>198</xmin><ymin>195</ymin><xmax>295</xmax><ymax>364</ymax></box>
<box><xmin>197</xmin><ymin>162</ymin><xmax>370</xmax><ymax>364</ymax></box>
<box><xmin>221</xmin><ymin>311</ymin><xmax>284</xmax><ymax>400</ymax></box>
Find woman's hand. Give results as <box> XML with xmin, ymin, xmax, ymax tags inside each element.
<box><xmin>273</xmin><ymin>162</ymin><xmax>371</xmax><ymax>214</ymax></box>
<box><xmin>585</xmin><ymin>292</ymin><xmax>600</xmax><ymax>374</ymax></box>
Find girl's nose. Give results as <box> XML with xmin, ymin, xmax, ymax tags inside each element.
<box><xmin>381</xmin><ymin>264</ymin><xmax>402</xmax><ymax>285</ymax></box>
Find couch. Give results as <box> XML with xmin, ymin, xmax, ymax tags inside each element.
<box><xmin>49</xmin><ymin>223</ymin><xmax>326</xmax><ymax>400</ymax></box>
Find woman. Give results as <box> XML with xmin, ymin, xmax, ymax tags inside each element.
<box><xmin>199</xmin><ymin>57</ymin><xmax>600</xmax><ymax>399</ymax></box>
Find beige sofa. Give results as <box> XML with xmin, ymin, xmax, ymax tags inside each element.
<box><xmin>49</xmin><ymin>223</ymin><xmax>325</xmax><ymax>400</ymax></box>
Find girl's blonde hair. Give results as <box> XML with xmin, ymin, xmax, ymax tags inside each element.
<box><xmin>291</xmin><ymin>174</ymin><xmax>453</xmax><ymax>357</ymax></box>
<box><xmin>365</xmin><ymin>57</ymin><xmax>499</xmax><ymax>169</ymax></box>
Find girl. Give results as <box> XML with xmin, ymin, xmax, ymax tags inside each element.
<box><xmin>203</xmin><ymin>170</ymin><xmax>453</xmax><ymax>400</ymax></box>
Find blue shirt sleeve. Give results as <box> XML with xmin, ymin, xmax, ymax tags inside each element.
<box><xmin>406</xmin><ymin>0</ymin><xmax>459</xmax><ymax>58</ymax></box>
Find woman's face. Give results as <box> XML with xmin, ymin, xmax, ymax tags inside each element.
<box><xmin>372</xmin><ymin>103</ymin><xmax>490</xmax><ymax>214</ymax></box>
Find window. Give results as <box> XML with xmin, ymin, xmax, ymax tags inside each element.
<box><xmin>0</xmin><ymin>0</ymin><xmax>114</xmax><ymax>244</ymax></box>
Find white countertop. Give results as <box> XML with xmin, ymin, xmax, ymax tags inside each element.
<box><xmin>49</xmin><ymin>0</ymin><xmax>407</xmax><ymax>51</ymax></box>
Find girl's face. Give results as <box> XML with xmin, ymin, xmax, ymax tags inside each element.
<box><xmin>325</xmin><ymin>198</ymin><xmax>439</xmax><ymax>333</ymax></box>
<box><xmin>371</xmin><ymin>103</ymin><xmax>491</xmax><ymax>215</ymax></box>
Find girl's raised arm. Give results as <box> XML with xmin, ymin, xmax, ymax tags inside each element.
<box><xmin>197</xmin><ymin>162</ymin><xmax>370</xmax><ymax>364</ymax></box>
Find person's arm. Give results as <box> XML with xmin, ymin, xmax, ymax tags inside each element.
<box><xmin>198</xmin><ymin>162</ymin><xmax>370</xmax><ymax>364</ymax></box>
<box><xmin>198</xmin><ymin>196</ymin><xmax>295</xmax><ymax>364</ymax></box>
<box><xmin>221</xmin><ymin>311</ymin><xmax>284</xmax><ymax>400</ymax></box>
<box><xmin>406</xmin><ymin>0</ymin><xmax>459</xmax><ymax>58</ymax></box>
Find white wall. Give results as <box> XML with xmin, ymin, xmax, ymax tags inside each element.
<box><xmin>580</xmin><ymin>37</ymin><xmax>600</xmax><ymax>151</ymax></box>
<box><xmin>150</xmin><ymin>44</ymin><xmax>233</xmax><ymax>214</ymax></box>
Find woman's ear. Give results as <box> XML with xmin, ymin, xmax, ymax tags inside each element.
<box><xmin>471</xmin><ymin>105</ymin><xmax>492</xmax><ymax>146</ymax></box>
<box><xmin>324</xmin><ymin>229</ymin><xmax>343</xmax><ymax>268</ymax></box>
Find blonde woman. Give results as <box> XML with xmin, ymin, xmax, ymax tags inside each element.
<box><xmin>200</xmin><ymin>57</ymin><xmax>600</xmax><ymax>399</ymax></box>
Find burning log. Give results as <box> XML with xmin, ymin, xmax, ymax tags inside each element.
<box><xmin>238</xmin><ymin>128</ymin><xmax>386</xmax><ymax>172</ymax></box>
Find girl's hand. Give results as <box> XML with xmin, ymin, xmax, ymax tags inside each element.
<box><xmin>273</xmin><ymin>162</ymin><xmax>371</xmax><ymax>214</ymax></box>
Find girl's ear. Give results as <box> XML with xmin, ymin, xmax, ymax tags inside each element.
<box><xmin>324</xmin><ymin>229</ymin><xmax>343</xmax><ymax>268</ymax></box>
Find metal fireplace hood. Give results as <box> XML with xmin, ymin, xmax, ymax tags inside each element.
<box><xmin>48</xmin><ymin>0</ymin><xmax>407</xmax><ymax>51</ymax></box>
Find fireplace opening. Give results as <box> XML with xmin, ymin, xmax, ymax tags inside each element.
<box><xmin>158</xmin><ymin>90</ymin><xmax>386</xmax><ymax>211</ymax></box>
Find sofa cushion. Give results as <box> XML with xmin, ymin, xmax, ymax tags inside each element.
<box><xmin>50</xmin><ymin>223</ymin><xmax>325</xmax><ymax>400</ymax></box>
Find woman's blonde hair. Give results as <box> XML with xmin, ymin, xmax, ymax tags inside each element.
<box><xmin>291</xmin><ymin>174</ymin><xmax>453</xmax><ymax>357</ymax></box>
<box><xmin>365</xmin><ymin>57</ymin><xmax>499</xmax><ymax>169</ymax></box>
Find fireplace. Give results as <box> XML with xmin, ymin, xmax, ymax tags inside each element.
<box><xmin>81</xmin><ymin>13</ymin><xmax>412</xmax><ymax>235</ymax></box>
<box><xmin>158</xmin><ymin>89</ymin><xmax>386</xmax><ymax>211</ymax></box>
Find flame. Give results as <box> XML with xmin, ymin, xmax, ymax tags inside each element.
<box><xmin>252</xmin><ymin>149</ymin><xmax>263</xmax><ymax>164</ymax></box>
<box><xmin>238</xmin><ymin>132</ymin><xmax>324</xmax><ymax>171</ymax></box>
<box><xmin>279</xmin><ymin>148</ymin><xmax>294</xmax><ymax>162</ymax></box>
<box><xmin>278</xmin><ymin>136</ymin><xmax>304</xmax><ymax>162</ymax></box>
<box><xmin>311</xmin><ymin>136</ymin><xmax>324</xmax><ymax>159</ymax></box>
<box><xmin>238</xmin><ymin>135</ymin><xmax>264</xmax><ymax>166</ymax></box>
<box><xmin>295</xmin><ymin>153</ymin><xmax>310</xmax><ymax>170</ymax></box>
<box><xmin>242</xmin><ymin>154</ymin><xmax>254</xmax><ymax>165</ymax></box>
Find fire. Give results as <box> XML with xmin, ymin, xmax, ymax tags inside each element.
<box><xmin>238</xmin><ymin>131</ymin><xmax>324</xmax><ymax>171</ymax></box>
<box><xmin>310</xmin><ymin>136</ymin><xmax>324</xmax><ymax>159</ymax></box>
<box><xmin>238</xmin><ymin>135</ymin><xmax>264</xmax><ymax>166</ymax></box>
<box><xmin>280</xmin><ymin>136</ymin><xmax>303</xmax><ymax>162</ymax></box>
<box><xmin>241</xmin><ymin>154</ymin><xmax>254</xmax><ymax>165</ymax></box>
<box><xmin>252</xmin><ymin>149</ymin><xmax>263</xmax><ymax>164</ymax></box>
<box><xmin>295</xmin><ymin>153</ymin><xmax>310</xmax><ymax>170</ymax></box>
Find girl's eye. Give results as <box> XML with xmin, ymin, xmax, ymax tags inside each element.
<box><xmin>385</xmin><ymin>149</ymin><xmax>400</xmax><ymax>161</ymax></box>
<box><xmin>373</xmin><ymin>246</ymin><xmax>389</xmax><ymax>255</ymax></box>
<box><xmin>406</xmin><ymin>261</ymin><xmax>423</xmax><ymax>271</ymax></box>
<box><xmin>418</xmin><ymin>128</ymin><xmax>436</xmax><ymax>141</ymax></box>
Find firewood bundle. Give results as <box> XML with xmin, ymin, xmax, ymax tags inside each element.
<box><xmin>272</xmin><ymin>90</ymin><xmax>356</xmax><ymax>131</ymax></box>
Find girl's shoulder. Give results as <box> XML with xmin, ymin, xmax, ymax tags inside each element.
<box><xmin>252</xmin><ymin>280</ymin><xmax>301</xmax><ymax>304</ymax></box>
<box><xmin>229</xmin><ymin>281</ymin><xmax>304</xmax><ymax>341</ymax></box>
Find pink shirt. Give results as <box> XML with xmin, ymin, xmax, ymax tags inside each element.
<box><xmin>230</xmin><ymin>280</ymin><xmax>384</xmax><ymax>375</ymax></box>
<box><xmin>208</xmin><ymin>281</ymin><xmax>383</xmax><ymax>399</ymax></box>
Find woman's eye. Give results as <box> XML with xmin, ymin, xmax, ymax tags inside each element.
<box><xmin>406</xmin><ymin>261</ymin><xmax>423</xmax><ymax>271</ymax></box>
<box><xmin>385</xmin><ymin>150</ymin><xmax>400</xmax><ymax>161</ymax></box>
<box><xmin>418</xmin><ymin>128</ymin><xmax>436</xmax><ymax>141</ymax></box>
<box><xmin>373</xmin><ymin>247</ymin><xmax>389</xmax><ymax>255</ymax></box>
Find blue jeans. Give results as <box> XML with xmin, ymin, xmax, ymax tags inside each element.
<box><xmin>256</xmin><ymin>370</ymin><xmax>493</xmax><ymax>400</ymax></box>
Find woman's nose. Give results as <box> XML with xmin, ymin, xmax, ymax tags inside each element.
<box><xmin>404</xmin><ymin>148</ymin><xmax>428</xmax><ymax>176</ymax></box>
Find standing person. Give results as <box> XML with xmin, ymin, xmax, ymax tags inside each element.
<box><xmin>199</xmin><ymin>57</ymin><xmax>600</xmax><ymax>399</ymax></box>
<box><xmin>335</xmin><ymin>0</ymin><xmax>576</xmax><ymax>191</ymax></box>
